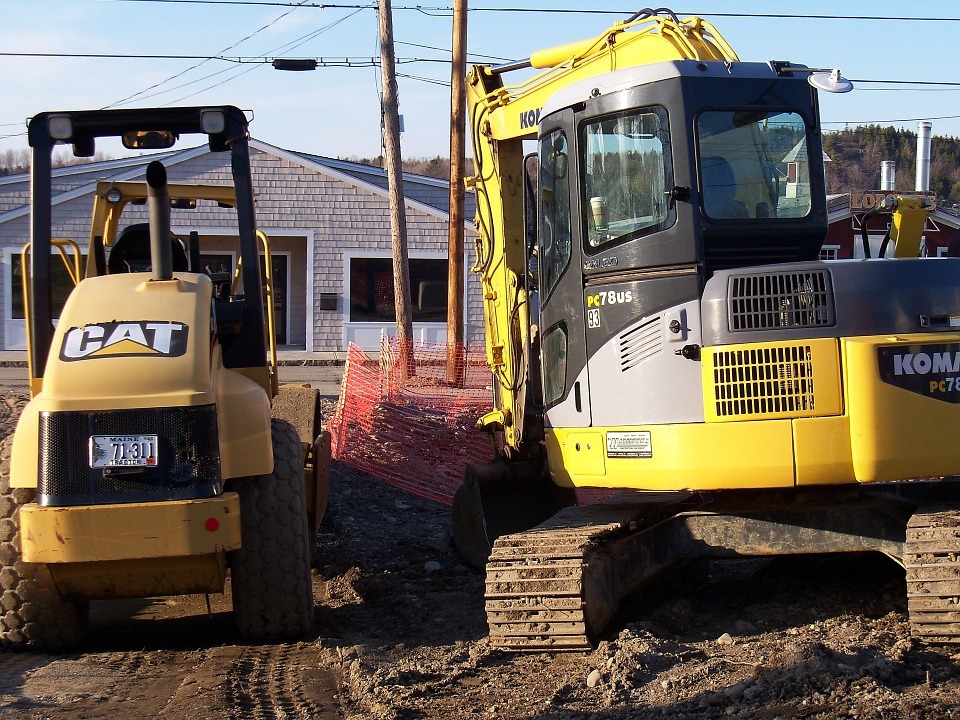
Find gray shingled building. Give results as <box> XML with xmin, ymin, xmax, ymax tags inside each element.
<box><xmin>0</xmin><ymin>140</ymin><xmax>481</xmax><ymax>354</ymax></box>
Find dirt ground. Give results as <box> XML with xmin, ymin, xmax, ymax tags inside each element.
<box><xmin>2</xmin><ymin>390</ymin><xmax>960</xmax><ymax>719</ymax></box>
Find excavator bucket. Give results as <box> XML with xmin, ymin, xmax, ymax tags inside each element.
<box><xmin>452</xmin><ymin>456</ymin><xmax>576</xmax><ymax>568</ymax></box>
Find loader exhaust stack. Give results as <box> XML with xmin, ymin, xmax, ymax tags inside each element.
<box><xmin>146</xmin><ymin>160</ymin><xmax>174</xmax><ymax>281</ymax></box>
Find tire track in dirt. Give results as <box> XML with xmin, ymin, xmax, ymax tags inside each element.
<box><xmin>222</xmin><ymin>644</ymin><xmax>340</xmax><ymax>720</ymax></box>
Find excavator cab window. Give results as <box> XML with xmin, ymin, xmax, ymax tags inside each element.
<box><xmin>538</xmin><ymin>130</ymin><xmax>572</xmax><ymax>300</ymax></box>
<box><xmin>697</xmin><ymin>109</ymin><xmax>810</xmax><ymax>220</ymax></box>
<box><xmin>582</xmin><ymin>108</ymin><xmax>670</xmax><ymax>250</ymax></box>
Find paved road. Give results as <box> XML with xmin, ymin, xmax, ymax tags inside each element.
<box><xmin>0</xmin><ymin>364</ymin><xmax>344</xmax><ymax>396</ymax></box>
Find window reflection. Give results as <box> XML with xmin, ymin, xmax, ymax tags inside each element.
<box><xmin>697</xmin><ymin>110</ymin><xmax>811</xmax><ymax>220</ymax></box>
<box><xmin>582</xmin><ymin>109</ymin><xmax>668</xmax><ymax>249</ymax></box>
<box><xmin>539</xmin><ymin>130</ymin><xmax>572</xmax><ymax>299</ymax></box>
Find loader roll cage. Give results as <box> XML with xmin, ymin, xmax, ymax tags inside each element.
<box><xmin>26</xmin><ymin>106</ymin><xmax>266</xmax><ymax>382</ymax></box>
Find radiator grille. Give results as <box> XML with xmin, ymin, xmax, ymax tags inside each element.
<box><xmin>729</xmin><ymin>270</ymin><xmax>834</xmax><ymax>331</ymax></box>
<box><xmin>619</xmin><ymin>317</ymin><xmax>662</xmax><ymax>371</ymax></box>
<box><xmin>712</xmin><ymin>344</ymin><xmax>815</xmax><ymax>418</ymax></box>
<box><xmin>38</xmin><ymin>405</ymin><xmax>221</xmax><ymax>506</ymax></box>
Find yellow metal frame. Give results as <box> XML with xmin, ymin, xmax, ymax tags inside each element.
<box><xmin>20</xmin><ymin>238</ymin><xmax>83</xmax><ymax>396</ymax></box>
<box><xmin>546</xmin><ymin>419</ymin><xmax>796</xmax><ymax>491</ymax></box>
<box><xmin>232</xmin><ymin>229</ymin><xmax>279</xmax><ymax>396</ymax></box>
<box><xmin>20</xmin><ymin>492</ymin><xmax>241</xmax><ymax>564</ymax></box>
<box><xmin>88</xmin><ymin>181</ymin><xmax>238</xmax><ymax>264</ymax></box>
<box><xmin>890</xmin><ymin>196</ymin><xmax>930</xmax><ymax>258</ymax></box>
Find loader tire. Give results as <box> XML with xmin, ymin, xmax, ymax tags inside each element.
<box><xmin>229</xmin><ymin>419</ymin><xmax>314</xmax><ymax>639</ymax></box>
<box><xmin>0</xmin><ymin>437</ymin><xmax>88</xmax><ymax>652</ymax></box>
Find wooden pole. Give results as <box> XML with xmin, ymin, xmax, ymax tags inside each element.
<box><xmin>378</xmin><ymin>0</ymin><xmax>414</xmax><ymax>375</ymax></box>
<box><xmin>446</xmin><ymin>0</ymin><xmax>467</xmax><ymax>384</ymax></box>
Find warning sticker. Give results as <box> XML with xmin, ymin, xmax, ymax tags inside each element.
<box><xmin>606</xmin><ymin>431</ymin><xmax>652</xmax><ymax>458</ymax></box>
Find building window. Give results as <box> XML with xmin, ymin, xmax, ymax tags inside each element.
<box><xmin>818</xmin><ymin>245</ymin><xmax>840</xmax><ymax>261</ymax></box>
<box><xmin>349</xmin><ymin>257</ymin><xmax>448</xmax><ymax>323</ymax></box>
<box><xmin>10</xmin><ymin>253</ymin><xmax>87</xmax><ymax>320</ymax></box>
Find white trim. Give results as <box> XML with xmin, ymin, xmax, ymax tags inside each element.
<box><xmin>304</xmin><ymin>229</ymin><xmax>315</xmax><ymax>352</ymax></box>
<box><xmin>3</xmin><ymin>248</ymin><xmax>19</xmax><ymax>350</ymax></box>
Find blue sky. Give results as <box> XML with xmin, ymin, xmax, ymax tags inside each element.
<box><xmin>3</xmin><ymin>1</ymin><xmax>960</xmax><ymax>160</ymax></box>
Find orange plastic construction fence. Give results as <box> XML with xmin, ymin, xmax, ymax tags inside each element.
<box><xmin>328</xmin><ymin>336</ymin><xmax>497</xmax><ymax>505</ymax></box>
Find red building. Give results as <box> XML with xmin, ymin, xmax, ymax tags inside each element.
<box><xmin>823</xmin><ymin>191</ymin><xmax>960</xmax><ymax>260</ymax></box>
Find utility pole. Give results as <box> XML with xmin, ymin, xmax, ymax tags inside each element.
<box><xmin>446</xmin><ymin>0</ymin><xmax>467</xmax><ymax>384</ymax></box>
<box><xmin>378</xmin><ymin>0</ymin><xmax>414</xmax><ymax>374</ymax></box>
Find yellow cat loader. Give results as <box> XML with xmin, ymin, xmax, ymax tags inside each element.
<box><xmin>453</xmin><ymin>8</ymin><xmax>960</xmax><ymax>651</ymax></box>
<box><xmin>0</xmin><ymin>107</ymin><xmax>322</xmax><ymax>651</ymax></box>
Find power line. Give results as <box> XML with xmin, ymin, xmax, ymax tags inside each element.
<box><xmin>107</xmin><ymin>0</ymin><xmax>314</xmax><ymax>108</ymax></box>
<box><xmin>395</xmin><ymin>40</ymin><xmax>514</xmax><ymax>64</ymax></box>
<box><xmin>102</xmin><ymin>2</ymin><xmax>960</xmax><ymax>22</ymax></box>
<box><xmin>854</xmin><ymin>80</ymin><xmax>960</xmax><ymax>88</ymax></box>
<box><xmin>112</xmin><ymin>4</ymin><xmax>371</xmax><ymax>107</ymax></box>
<box><xmin>9</xmin><ymin>53</ymin><xmax>960</xmax><ymax>91</ymax></box>
<box><xmin>0</xmin><ymin>51</ymin><xmax>446</xmax><ymax>64</ymax></box>
<box><xmin>1</xmin><ymin>52</ymin><xmax>246</xmax><ymax>61</ymax></box>
<box><xmin>396</xmin><ymin>72</ymin><xmax>450</xmax><ymax>87</ymax></box>
<box><xmin>823</xmin><ymin>114</ymin><xmax>960</xmax><ymax>126</ymax></box>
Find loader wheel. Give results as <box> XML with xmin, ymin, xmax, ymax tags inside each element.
<box><xmin>229</xmin><ymin>419</ymin><xmax>314</xmax><ymax>639</ymax></box>
<box><xmin>0</xmin><ymin>437</ymin><xmax>88</xmax><ymax>652</ymax></box>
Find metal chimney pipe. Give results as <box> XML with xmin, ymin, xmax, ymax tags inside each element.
<box><xmin>916</xmin><ymin>121</ymin><xmax>932</xmax><ymax>192</ymax></box>
<box><xmin>881</xmin><ymin>161</ymin><xmax>896</xmax><ymax>191</ymax></box>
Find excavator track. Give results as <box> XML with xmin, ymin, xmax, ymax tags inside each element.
<box><xmin>906</xmin><ymin>501</ymin><xmax>960</xmax><ymax>644</ymax></box>
<box><xmin>484</xmin><ymin>497</ymin><xmax>700</xmax><ymax>652</ymax></box>
<box><xmin>484</xmin><ymin>504</ymin><xmax>641</xmax><ymax>651</ymax></box>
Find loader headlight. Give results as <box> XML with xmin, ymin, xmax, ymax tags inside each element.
<box><xmin>200</xmin><ymin>109</ymin><xmax>226</xmax><ymax>135</ymax></box>
<box><xmin>47</xmin><ymin>115</ymin><xmax>74</xmax><ymax>141</ymax></box>
<box><xmin>104</xmin><ymin>186</ymin><xmax>122</xmax><ymax>204</ymax></box>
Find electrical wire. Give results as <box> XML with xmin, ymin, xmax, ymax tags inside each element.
<box><xmin>822</xmin><ymin>114</ymin><xmax>960</xmax><ymax>125</ymax></box>
<box><xmin>396</xmin><ymin>72</ymin><xmax>450</xmax><ymax>87</ymax></box>
<box><xmin>106</xmin><ymin>0</ymin><xmax>314</xmax><ymax>108</ymax></box>
<box><xmin>395</xmin><ymin>41</ymin><xmax>514</xmax><ymax>64</ymax></box>
<box><xmin>101</xmin><ymin>1</ymin><xmax>960</xmax><ymax>21</ymax></box>
<box><xmin>162</xmin><ymin>5</ymin><xmax>371</xmax><ymax>104</ymax></box>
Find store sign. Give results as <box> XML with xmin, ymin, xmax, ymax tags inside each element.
<box><xmin>850</xmin><ymin>190</ymin><xmax>937</xmax><ymax>212</ymax></box>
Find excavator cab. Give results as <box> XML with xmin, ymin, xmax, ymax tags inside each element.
<box><xmin>534</xmin><ymin>59</ymin><xmax>831</xmax><ymax>441</ymax></box>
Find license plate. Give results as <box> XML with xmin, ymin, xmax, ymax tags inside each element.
<box><xmin>89</xmin><ymin>435</ymin><xmax>159</xmax><ymax>469</ymax></box>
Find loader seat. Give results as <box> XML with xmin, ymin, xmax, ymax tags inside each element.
<box><xmin>702</xmin><ymin>156</ymin><xmax>749</xmax><ymax>220</ymax></box>
<box><xmin>109</xmin><ymin>223</ymin><xmax>189</xmax><ymax>274</ymax></box>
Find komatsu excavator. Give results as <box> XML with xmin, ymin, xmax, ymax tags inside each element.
<box><xmin>453</xmin><ymin>8</ymin><xmax>960</xmax><ymax>651</ymax></box>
